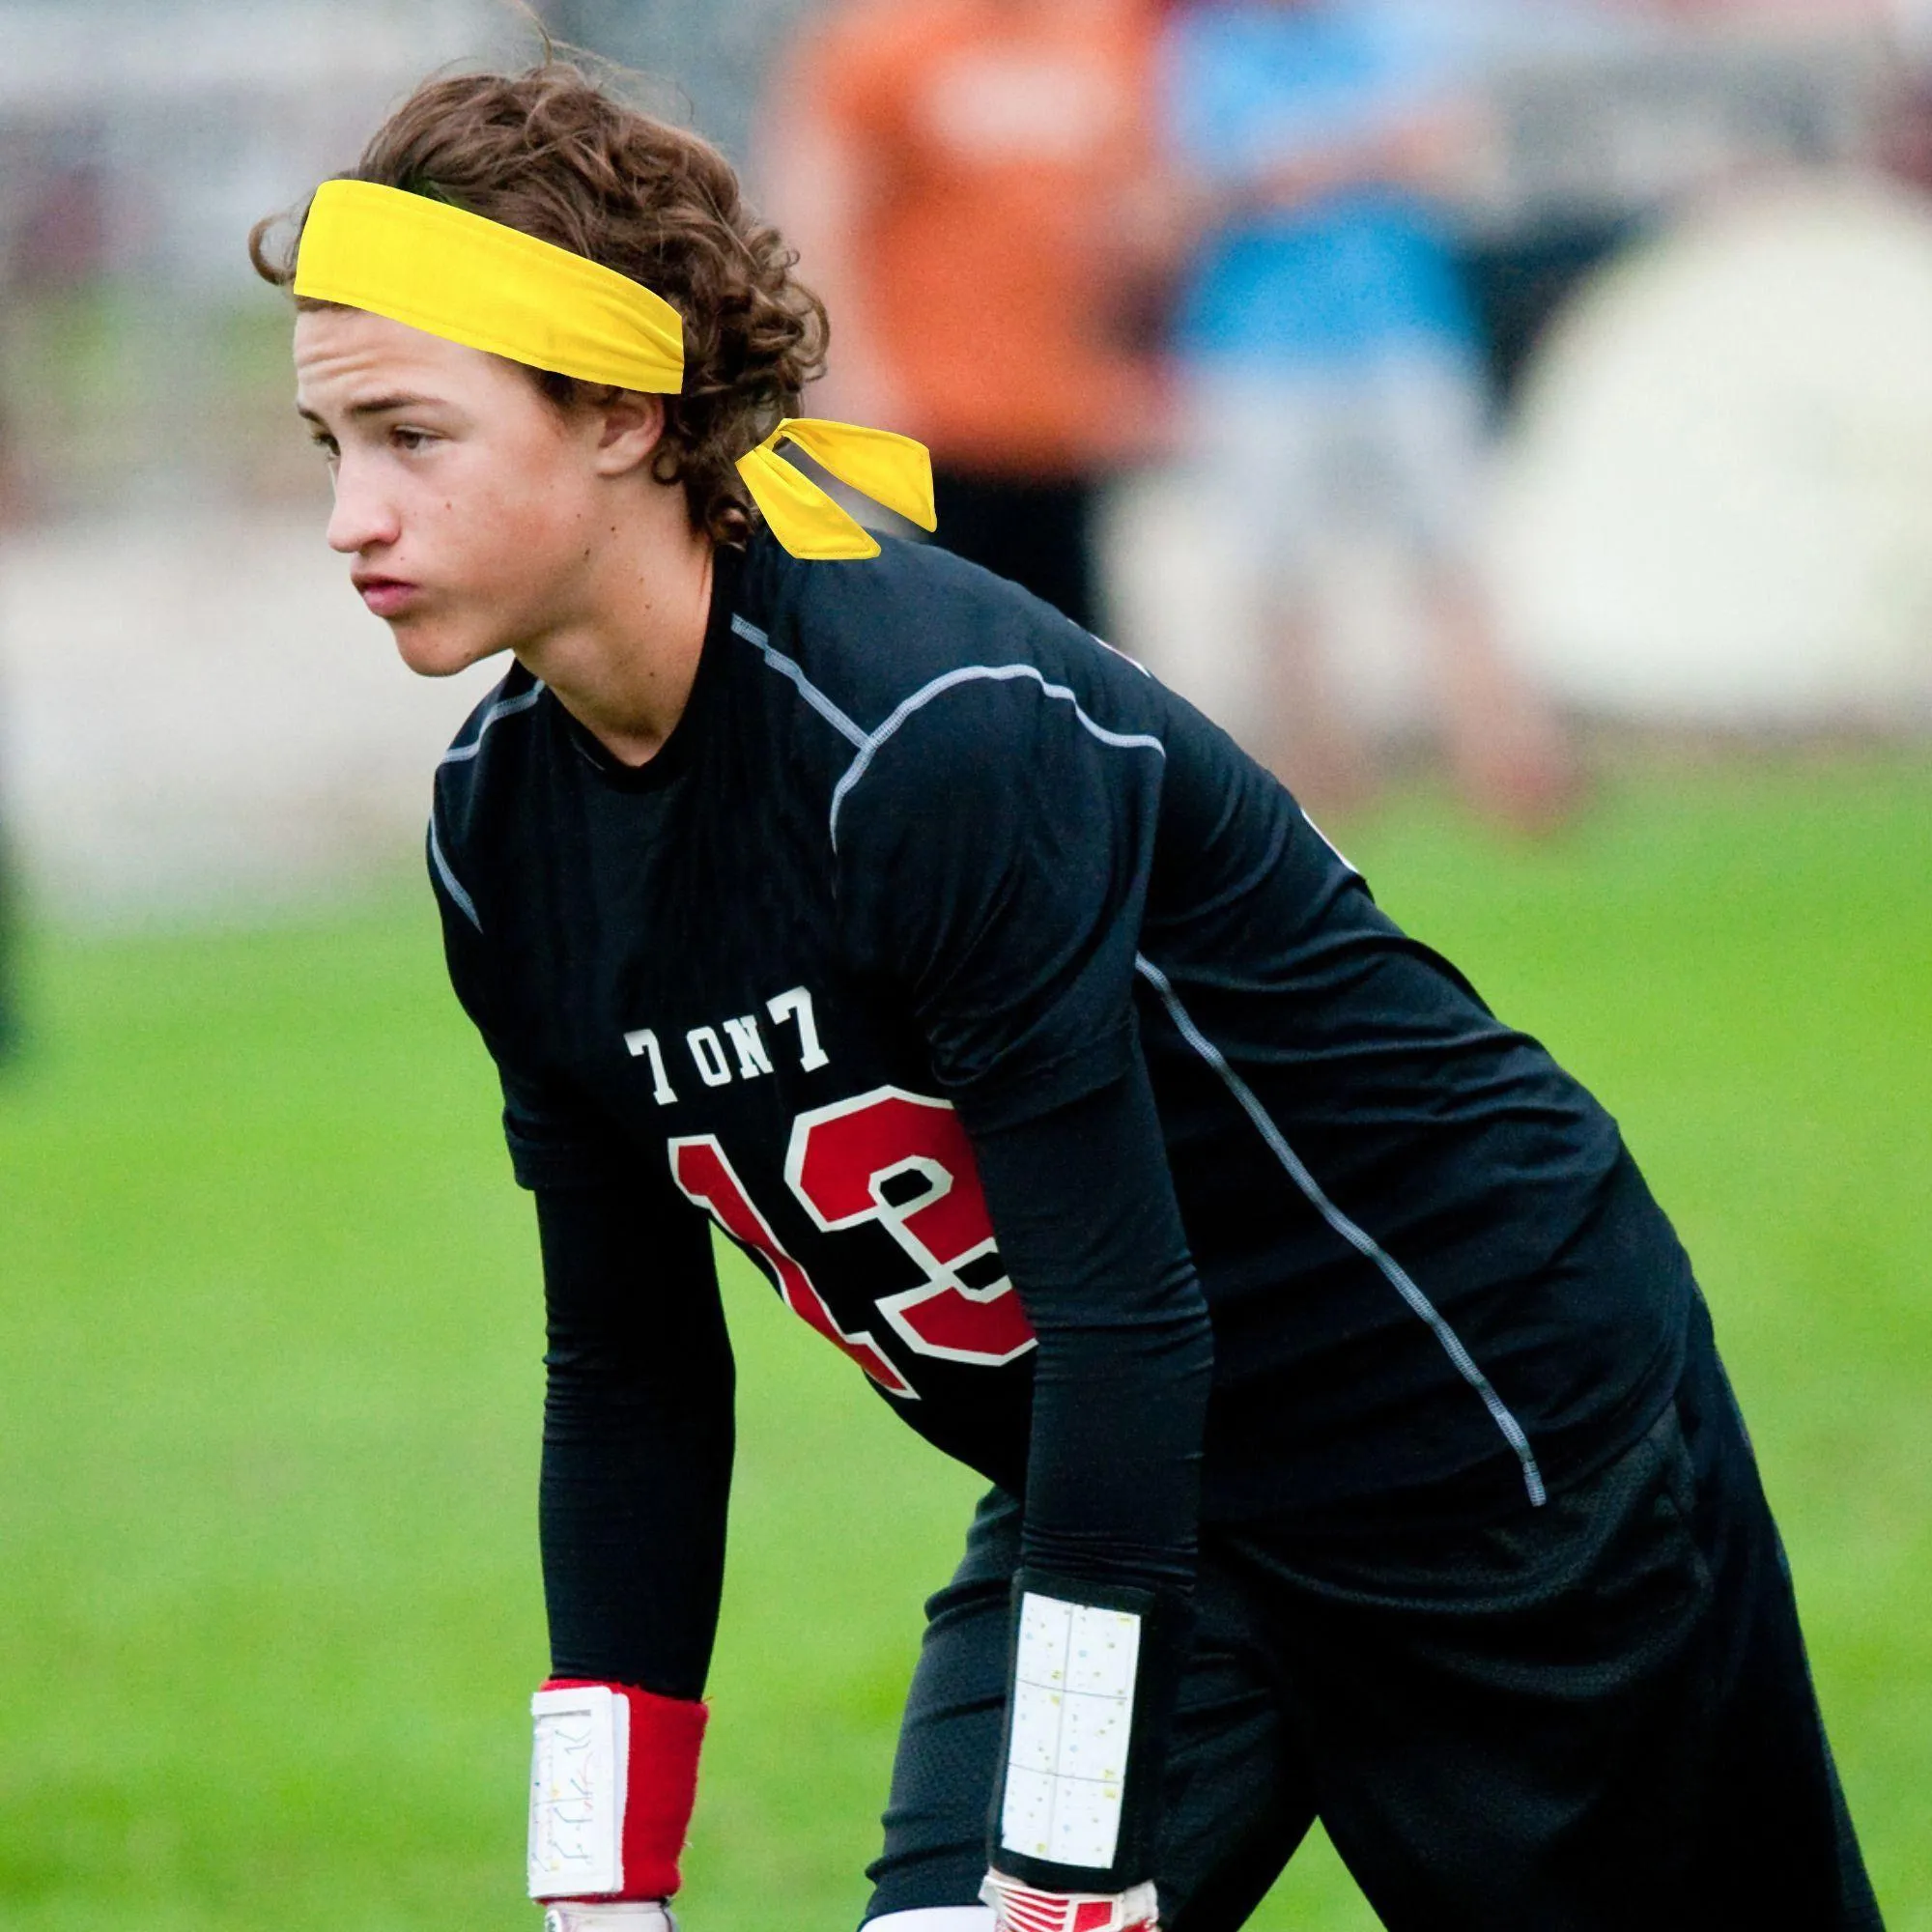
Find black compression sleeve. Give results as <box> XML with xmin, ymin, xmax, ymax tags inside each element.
<box><xmin>964</xmin><ymin>1057</ymin><xmax>1213</xmax><ymax>1892</ymax></box>
<box><xmin>967</xmin><ymin>1059</ymin><xmax>1212</xmax><ymax>1596</ymax></box>
<box><xmin>535</xmin><ymin>1184</ymin><xmax>734</xmax><ymax>1700</ymax></box>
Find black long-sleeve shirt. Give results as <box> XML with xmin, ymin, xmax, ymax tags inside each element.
<box><xmin>431</xmin><ymin>531</ymin><xmax>1691</xmax><ymax>1888</ymax></box>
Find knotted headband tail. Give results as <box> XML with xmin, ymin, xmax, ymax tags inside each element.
<box><xmin>736</xmin><ymin>418</ymin><xmax>938</xmax><ymax>560</ymax></box>
<box><xmin>292</xmin><ymin>181</ymin><xmax>937</xmax><ymax>559</ymax></box>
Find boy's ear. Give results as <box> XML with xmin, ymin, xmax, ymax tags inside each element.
<box><xmin>590</xmin><ymin>391</ymin><xmax>667</xmax><ymax>476</ymax></box>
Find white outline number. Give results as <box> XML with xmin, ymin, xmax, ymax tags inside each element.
<box><xmin>785</xmin><ymin>1087</ymin><xmax>1036</xmax><ymax>1368</ymax></box>
<box><xmin>669</xmin><ymin>1133</ymin><xmax>915</xmax><ymax>1398</ymax></box>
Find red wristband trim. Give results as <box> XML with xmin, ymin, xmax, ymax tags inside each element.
<box><xmin>542</xmin><ymin>1678</ymin><xmax>707</xmax><ymax>1900</ymax></box>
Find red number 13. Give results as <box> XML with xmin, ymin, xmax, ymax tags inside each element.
<box><xmin>669</xmin><ymin>1087</ymin><xmax>1035</xmax><ymax>1400</ymax></box>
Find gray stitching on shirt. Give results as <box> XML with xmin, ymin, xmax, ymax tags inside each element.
<box><xmin>427</xmin><ymin>810</ymin><xmax>481</xmax><ymax>932</ymax></box>
<box><xmin>439</xmin><ymin>681</ymin><xmax>545</xmax><ymax>765</ymax></box>
<box><xmin>828</xmin><ymin>663</ymin><xmax>1166</xmax><ymax>851</ymax></box>
<box><xmin>1134</xmin><ymin>952</ymin><xmax>1548</xmax><ymax>1508</ymax></box>
<box><xmin>732</xmin><ymin>613</ymin><xmax>867</xmax><ymax>749</ymax></box>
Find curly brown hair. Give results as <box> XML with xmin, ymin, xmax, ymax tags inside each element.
<box><xmin>249</xmin><ymin>62</ymin><xmax>829</xmax><ymax>544</ymax></box>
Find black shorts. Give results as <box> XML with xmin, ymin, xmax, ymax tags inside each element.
<box><xmin>863</xmin><ymin>1293</ymin><xmax>1881</xmax><ymax>1930</ymax></box>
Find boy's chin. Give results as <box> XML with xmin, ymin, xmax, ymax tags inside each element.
<box><xmin>391</xmin><ymin>620</ymin><xmax>508</xmax><ymax>680</ymax></box>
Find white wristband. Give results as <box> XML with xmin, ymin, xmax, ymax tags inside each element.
<box><xmin>530</xmin><ymin>1686</ymin><xmax>631</xmax><ymax>1898</ymax></box>
<box><xmin>540</xmin><ymin>1905</ymin><xmax>674</xmax><ymax>1931</ymax></box>
<box><xmin>1002</xmin><ymin>1593</ymin><xmax>1143</xmax><ymax>1869</ymax></box>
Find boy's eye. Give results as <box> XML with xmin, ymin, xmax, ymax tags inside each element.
<box><xmin>392</xmin><ymin>427</ymin><xmax>436</xmax><ymax>452</ymax></box>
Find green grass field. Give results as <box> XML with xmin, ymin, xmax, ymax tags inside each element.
<box><xmin>1</xmin><ymin>753</ymin><xmax>1926</xmax><ymax>1930</ymax></box>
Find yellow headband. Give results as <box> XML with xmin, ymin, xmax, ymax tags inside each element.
<box><xmin>293</xmin><ymin>178</ymin><xmax>935</xmax><ymax>559</ymax></box>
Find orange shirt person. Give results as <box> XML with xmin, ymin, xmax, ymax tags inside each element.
<box><xmin>763</xmin><ymin>0</ymin><xmax>1169</xmax><ymax>631</ymax></box>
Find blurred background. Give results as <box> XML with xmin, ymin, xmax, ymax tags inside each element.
<box><xmin>0</xmin><ymin>2</ymin><xmax>1926</xmax><ymax>1927</ymax></box>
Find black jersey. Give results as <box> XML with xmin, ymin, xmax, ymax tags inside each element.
<box><xmin>431</xmin><ymin>532</ymin><xmax>1691</xmax><ymax>1695</ymax></box>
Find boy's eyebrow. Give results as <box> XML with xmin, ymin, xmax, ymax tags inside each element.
<box><xmin>296</xmin><ymin>391</ymin><xmax>441</xmax><ymax>426</ymax></box>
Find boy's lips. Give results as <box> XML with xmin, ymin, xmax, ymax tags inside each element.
<box><xmin>354</xmin><ymin>573</ymin><xmax>419</xmax><ymax>616</ymax></box>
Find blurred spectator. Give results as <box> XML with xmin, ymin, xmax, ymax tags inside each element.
<box><xmin>1880</xmin><ymin>0</ymin><xmax>1932</xmax><ymax>189</ymax></box>
<box><xmin>1153</xmin><ymin>0</ymin><xmax>1577</xmax><ymax>827</ymax></box>
<box><xmin>1458</xmin><ymin>211</ymin><xmax>1639</xmax><ymax>408</ymax></box>
<box><xmin>0</xmin><ymin>406</ymin><xmax>21</xmax><ymax>1064</ymax></box>
<box><xmin>759</xmin><ymin>0</ymin><xmax>1169</xmax><ymax>632</ymax></box>
<box><xmin>11</xmin><ymin>157</ymin><xmax>109</xmax><ymax>291</ymax></box>
<box><xmin>0</xmin><ymin>160</ymin><xmax>99</xmax><ymax>1063</ymax></box>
